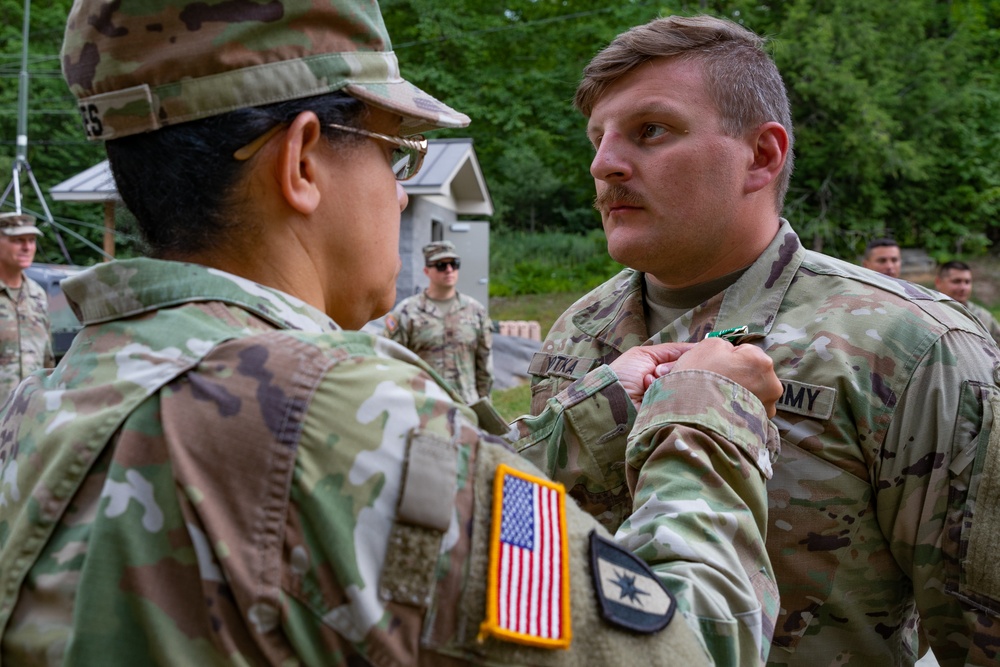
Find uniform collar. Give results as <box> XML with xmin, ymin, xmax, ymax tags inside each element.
<box><xmin>570</xmin><ymin>220</ymin><xmax>804</xmax><ymax>348</ymax></box>
<box><xmin>711</xmin><ymin>219</ymin><xmax>803</xmax><ymax>338</ymax></box>
<box><xmin>417</xmin><ymin>289</ymin><xmax>464</xmax><ymax>314</ymax></box>
<box><xmin>62</xmin><ymin>257</ymin><xmax>339</xmax><ymax>333</ymax></box>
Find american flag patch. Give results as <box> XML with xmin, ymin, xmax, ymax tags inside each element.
<box><xmin>479</xmin><ymin>464</ymin><xmax>571</xmax><ymax>648</ymax></box>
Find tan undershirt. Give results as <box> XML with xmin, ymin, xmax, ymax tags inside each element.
<box><xmin>643</xmin><ymin>267</ymin><xmax>749</xmax><ymax>337</ymax></box>
<box><xmin>427</xmin><ymin>295</ymin><xmax>456</xmax><ymax>310</ymax></box>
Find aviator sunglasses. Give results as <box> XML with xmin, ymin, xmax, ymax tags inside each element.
<box><xmin>234</xmin><ymin>122</ymin><xmax>428</xmax><ymax>181</ymax></box>
<box><xmin>429</xmin><ymin>260</ymin><xmax>461</xmax><ymax>271</ymax></box>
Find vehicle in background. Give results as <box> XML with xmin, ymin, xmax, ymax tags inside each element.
<box><xmin>24</xmin><ymin>263</ymin><xmax>85</xmax><ymax>361</ymax></box>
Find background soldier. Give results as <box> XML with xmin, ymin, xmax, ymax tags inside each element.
<box><xmin>384</xmin><ymin>240</ymin><xmax>492</xmax><ymax>403</ymax></box>
<box><xmin>0</xmin><ymin>212</ymin><xmax>52</xmax><ymax>404</ymax></box>
<box><xmin>861</xmin><ymin>237</ymin><xmax>902</xmax><ymax>278</ymax></box>
<box><xmin>935</xmin><ymin>260</ymin><xmax>1000</xmax><ymax>345</ymax></box>
<box><xmin>0</xmin><ymin>2</ymin><xmax>783</xmax><ymax>665</ymax></box>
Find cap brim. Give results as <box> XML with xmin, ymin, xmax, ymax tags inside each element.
<box><xmin>346</xmin><ymin>79</ymin><xmax>470</xmax><ymax>134</ymax></box>
<box><xmin>1</xmin><ymin>226</ymin><xmax>42</xmax><ymax>236</ymax></box>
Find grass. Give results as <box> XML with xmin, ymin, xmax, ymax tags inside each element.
<box><xmin>489</xmin><ymin>291</ymin><xmax>583</xmax><ymax>339</ymax></box>
<box><xmin>491</xmin><ymin>382</ymin><xmax>532</xmax><ymax>422</ymax></box>
<box><xmin>488</xmin><ymin>293</ymin><xmax>581</xmax><ymax>421</ymax></box>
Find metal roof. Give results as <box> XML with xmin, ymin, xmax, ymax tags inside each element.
<box><xmin>50</xmin><ymin>137</ymin><xmax>493</xmax><ymax>215</ymax></box>
<box><xmin>48</xmin><ymin>159</ymin><xmax>117</xmax><ymax>202</ymax></box>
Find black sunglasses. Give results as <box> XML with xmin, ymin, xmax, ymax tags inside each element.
<box><xmin>429</xmin><ymin>259</ymin><xmax>460</xmax><ymax>271</ymax></box>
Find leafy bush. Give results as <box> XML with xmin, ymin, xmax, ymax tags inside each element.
<box><xmin>490</xmin><ymin>229</ymin><xmax>622</xmax><ymax>296</ymax></box>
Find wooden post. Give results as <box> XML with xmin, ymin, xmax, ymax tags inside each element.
<box><xmin>103</xmin><ymin>200</ymin><xmax>114</xmax><ymax>260</ymax></box>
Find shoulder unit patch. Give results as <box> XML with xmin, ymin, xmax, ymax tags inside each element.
<box><xmin>479</xmin><ymin>464</ymin><xmax>571</xmax><ymax>649</ymax></box>
<box><xmin>589</xmin><ymin>531</ymin><xmax>676</xmax><ymax>633</ymax></box>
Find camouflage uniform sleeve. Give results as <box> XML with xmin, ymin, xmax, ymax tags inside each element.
<box><xmin>287</xmin><ymin>341</ymin><xmax>713</xmax><ymax>666</ymax></box>
<box><xmin>383</xmin><ymin>305</ymin><xmax>408</xmax><ymax>347</ymax></box>
<box><xmin>513</xmin><ymin>365</ymin><xmax>779</xmax><ymax>666</ymax></box>
<box><xmin>622</xmin><ymin>369</ymin><xmax>779</xmax><ymax>667</ymax></box>
<box><xmin>876</xmin><ymin>329</ymin><xmax>1000</xmax><ymax>665</ymax></box>
<box><xmin>513</xmin><ymin>365</ymin><xmax>634</xmax><ymax>514</ymax></box>
<box><xmin>475</xmin><ymin>306</ymin><xmax>493</xmax><ymax>399</ymax></box>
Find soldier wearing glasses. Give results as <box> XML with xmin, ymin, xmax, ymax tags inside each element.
<box><xmin>0</xmin><ymin>1</ymin><xmax>786</xmax><ymax>665</ymax></box>
<box><xmin>384</xmin><ymin>241</ymin><xmax>493</xmax><ymax>404</ymax></box>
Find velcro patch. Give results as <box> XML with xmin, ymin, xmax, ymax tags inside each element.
<box><xmin>775</xmin><ymin>379</ymin><xmax>836</xmax><ymax>420</ymax></box>
<box><xmin>384</xmin><ymin>313</ymin><xmax>399</xmax><ymax>334</ymax></box>
<box><xmin>527</xmin><ymin>352</ymin><xmax>591</xmax><ymax>380</ymax></box>
<box><xmin>480</xmin><ymin>464</ymin><xmax>571</xmax><ymax>649</ymax></box>
<box><xmin>589</xmin><ymin>531</ymin><xmax>675</xmax><ymax>633</ymax></box>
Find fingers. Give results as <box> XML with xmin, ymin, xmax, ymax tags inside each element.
<box><xmin>671</xmin><ymin>338</ymin><xmax>782</xmax><ymax>417</ymax></box>
<box><xmin>636</xmin><ymin>341</ymin><xmax>696</xmax><ymax>365</ymax></box>
<box><xmin>614</xmin><ymin>337</ymin><xmax>782</xmax><ymax>417</ymax></box>
<box><xmin>610</xmin><ymin>342</ymin><xmax>697</xmax><ymax>410</ymax></box>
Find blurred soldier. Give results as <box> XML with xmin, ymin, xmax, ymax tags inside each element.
<box><xmin>0</xmin><ymin>2</ymin><xmax>783</xmax><ymax>666</ymax></box>
<box><xmin>384</xmin><ymin>240</ymin><xmax>492</xmax><ymax>403</ymax></box>
<box><xmin>935</xmin><ymin>260</ymin><xmax>1000</xmax><ymax>345</ymax></box>
<box><xmin>524</xmin><ymin>14</ymin><xmax>1000</xmax><ymax>665</ymax></box>
<box><xmin>0</xmin><ymin>212</ymin><xmax>52</xmax><ymax>404</ymax></box>
<box><xmin>861</xmin><ymin>237</ymin><xmax>902</xmax><ymax>277</ymax></box>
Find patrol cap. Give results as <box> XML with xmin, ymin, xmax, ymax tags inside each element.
<box><xmin>0</xmin><ymin>213</ymin><xmax>43</xmax><ymax>237</ymax></box>
<box><xmin>61</xmin><ymin>0</ymin><xmax>470</xmax><ymax>141</ymax></box>
<box><xmin>423</xmin><ymin>241</ymin><xmax>459</xmax><ymax>264</ymax></box>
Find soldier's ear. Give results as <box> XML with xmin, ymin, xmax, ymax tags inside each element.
<box><xmin>744</xmin><ymin>121</ymin><xmax>788</xmax><ymax>195</ymax></box>
<box><xmin>277</xmin><ymin>111</ymin><xmax>324</xmax><ymax>215</ymax></box>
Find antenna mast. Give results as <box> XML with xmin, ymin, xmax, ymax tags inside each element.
<box><xmin>0</xmin><ymin>0</ymin><xmax>72</xmax><ymax>262</ymax></box>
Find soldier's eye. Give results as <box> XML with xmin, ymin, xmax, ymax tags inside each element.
<box><xmin>640</xmin><ymin>124</ymin><xmax>668</xmax><ymax>140</ymax></box>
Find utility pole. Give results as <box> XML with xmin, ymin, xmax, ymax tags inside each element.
<box><xmin>0</xmin><ymin>0</ymin><xmax>72</xmax><ymax>262</ymax></box>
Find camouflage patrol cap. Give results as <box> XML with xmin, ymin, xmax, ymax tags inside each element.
<box><xmin>423</xmin><ymin>241</ymin><xmax>459</xmax><ymax>264</ymax></box>
<box><xmin>0</xmin><ymin>213</ymin><xmax>43</xmax><ymax>237</ymax></box>
<box><xmin>61</xmin><ymin>0</ymin><xmax>470</xmax><ymax>141</ymax></box>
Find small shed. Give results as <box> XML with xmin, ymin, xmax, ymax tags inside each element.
<box><xmin>50</xmin><ymin>137</ymin><xmax>494</xmax><ymax>309</ymax></box>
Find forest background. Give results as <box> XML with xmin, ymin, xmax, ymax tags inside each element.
<box><xmin>1</xmin><ymin>0</ymin><xmax>999</xmax><ymax>295</ymax></box>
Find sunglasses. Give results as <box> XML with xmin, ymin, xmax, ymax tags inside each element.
<box><xmin>233</xmin><ymin>122</ymin><xmax>428</xmax><ymax>181</ymax></box>
<box><xmin>429</xmin><ymin>260</ymin><xmax>460</xmax><ymax>271</ymax></box>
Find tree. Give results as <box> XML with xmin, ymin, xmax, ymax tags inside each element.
<box><xmin>382</xmin><ymin>0</ymin><xmax>660</xmax><ymax>232</ymax></box>
<box><xmin>2</xmin><ymin>0</ymin><xmax>998</xmax><ymax>262</ymax></box>
<box><xmin>0</xmin><ymin>0</ymin><xmax>116</xmax><ymax>264</ymax></box>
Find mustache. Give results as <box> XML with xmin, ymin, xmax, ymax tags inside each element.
<box><xmin>593</xmin><ymin>185</ymin><xmax>645</xmax><ymax>213</ymax></box>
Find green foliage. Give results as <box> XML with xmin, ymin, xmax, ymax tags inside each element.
<box><xmin>382</xmin><ymin>0</ymin><xmax>1000</xmax><ymax>259</ymax></box>
<box><xmin>0</xmin><ymin>0</ymin><xmax>133</xmax><ymax>265</ymax></box>
<box><xmin>489</xmin><ymin>228</ymin><xmax>623</xmax><ymax>296</ymax></box>
<box><xmin>381</xmin><ymin>0</ymin><xmax>660</xmax><ymax>234</ymax></box>
<box><xmin>771</xmin><ymin>0</ymin><xmax>1000</xmax><ymax>258</ymax></box>
<box><xmin>2</xmin><ymin>0</ymin><xmax>999</xmax><ymax>264</ymax></box>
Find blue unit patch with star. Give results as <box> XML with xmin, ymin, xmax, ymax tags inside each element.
<box><xmin>589</xmin><ymin>531</ymin><xmax>676</xmax><ymax>633</ymax></box>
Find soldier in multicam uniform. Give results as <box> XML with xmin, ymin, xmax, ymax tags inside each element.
<box><xmin>521</xmin><ymin>13</ymin><xmax>1000</xmax><ymax>666</ymax></box>
<box><xmin>0</xmin><ymin>1</ymin><xmax>787</xmax><ymax>666</ymax></box>
<box><xmin>0</xmin><ymin>213</ymin><xmax>52</xmax><ymax>405</ymax></box>
<box><xmin>935</xmin><ymin>260</ymin><xmax>1000</xmax><ymax>347</ymax></box>
<box><xmin>384</xmin><ymin>241</ymin><xmax>493</xmax><ymax>404</ymax></box>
